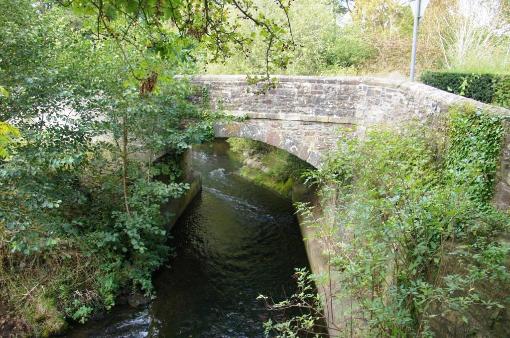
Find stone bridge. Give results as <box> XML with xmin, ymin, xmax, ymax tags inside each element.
<box><xmin>191</xmin><ymin>75</ymin><xmax>510</xmax><ymax>207</ymax></box>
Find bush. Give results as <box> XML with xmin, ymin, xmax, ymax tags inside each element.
<box><xmin>420</xmin><ymin>71</ymin><xmax>496</xmax><ymax>103</ymax></box>
<box><xmin>494</xmin><ymin>75</ymin><xmax>510</xmax><ymax>109</ymax></box>
<box><xmin>320</xmin><ymin>28</ymin><xmax>376</xmax><ymax>69</ymax></box>
<box><xmin>265</xmin><ymin>105</ymin><xmax>510</xmax><ymax>336</ymax></box>
<box><xmin>420</xmin><ymin>71</ymin><xmax>510</xmax><ymax>109</ymax></box>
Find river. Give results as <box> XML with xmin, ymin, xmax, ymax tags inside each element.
<box><xmin>67</xmin><ymin>139</ymin><xmax>310</xmax><ymax>337</ymax></box>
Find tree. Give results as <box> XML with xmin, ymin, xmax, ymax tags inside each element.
<box><xmin>56</xmin><ymin>0</ymin><xmax>295</xmax><ymax>80</ymax></box>
<box><xmin>329</xmin><ymin>0</ymin><xmax>354</xmax><ymax>14</ymax></box>
<box><xmin>351</xmin><ymin>0</ymin><xmax>412</xmax><ymax>34</ymax></box>
<box><xmin>0</xmin><ymin>1</ymin><xmax>218</xmax><ymax>333</ymax></box>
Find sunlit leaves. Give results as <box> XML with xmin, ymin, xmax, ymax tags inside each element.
<box><xmin>0</xmin><ymin>121</ymin><xmax>20</xmax><ymax>158</ymax></box>
<box><xmin>0</xmin><ymin>86</ymin><xmax>8</xmax><ymax>98</ymax></box>
<box><xmin>61</xmin><ymin>0</ymin><xmax>295</xmax><ymax>79</ymax></box>
<box><xmin>0</xmin><ymin>1</ymin><xmax>216</xmax><ymax>328</ymax></box>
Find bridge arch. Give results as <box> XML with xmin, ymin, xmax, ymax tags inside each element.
<box><xmin>213</xmin><ymin>120</ymin><xmax>347</xmax><ymax>168</ymax></box>
<box><xmin>190</xmin><ymin>75</ymin><xmax>510</xmax><ymax>207</ymax></box>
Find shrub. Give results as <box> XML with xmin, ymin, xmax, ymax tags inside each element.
<box><xmin>494</xmin><ymin>75</ymin><xmax>510</xmax><ymax>109</ymax></box>
<box><xmin>320</xmin><ymin>28</ymin><xmax>376</xmax><ymax>69</ymax></box>
<box><xmin>421</xmin><ymin>71</ymin><xmax>510</xmax><ymax>109</ymax></box>
<box><xmin>420</xmin><ymin>71</ymin><xmax>496</xmax><ymax>103</ymax></box>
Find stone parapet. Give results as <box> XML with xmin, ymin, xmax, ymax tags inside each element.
<box><xmin>188</xmin><ymin>75</ymin><xmax>510</xmax><ymax>209</ymax></box>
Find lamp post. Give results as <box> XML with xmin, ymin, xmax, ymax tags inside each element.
<box><xmin>409</xmin><ymin>0</ymin><xmax>429</xmax><ymax>81</ymax></box>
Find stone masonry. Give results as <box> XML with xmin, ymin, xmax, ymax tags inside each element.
<box><xmin>190</xmin><ymin>75</ymin><xmax>510</xmax><ymax>208</ymax></box>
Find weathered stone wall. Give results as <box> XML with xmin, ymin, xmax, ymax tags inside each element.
<box><xmin>214</xmin><ymin>119</ymin><xmax>351</xmax><ymax>167</ymax></box>
<box><xmin>160</xmin><ymin>150</ymin><xmax>202</xmax><ymax>230</ymax></box>
<box><xmin>191</xmin><ymin>75</ymin><xmax>510</xmax><ymax>208</ymax></box>
<box><xmin>189</xmin><ymin>75</ymin><xmax>510</xmax><ymax>335</ymax></box>
<box><xmin>193</xmin><ymin>75</ymin><xmax>506</xmax><ymax>126</ymax></box>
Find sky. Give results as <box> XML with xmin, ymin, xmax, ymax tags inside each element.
<box><xmin>338</xmin><ymin>0</ymin><xmax>507</xmax><ymax>30</ymax></box>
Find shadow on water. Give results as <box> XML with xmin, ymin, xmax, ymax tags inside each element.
<box><xmin>67</xmin><ymin>139</ymin><xmax>310</xmax><ymax>337</ymax></box>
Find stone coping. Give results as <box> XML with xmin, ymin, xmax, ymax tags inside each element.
<box><xmin>186</xmin><ymin>74</ymin><xmax>510</xmax><ymax>117</ymax></box>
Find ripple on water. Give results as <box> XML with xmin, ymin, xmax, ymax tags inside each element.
<box><xmin>66</xmin><ymin>140</ymin><xmax>310</xmax><ymax>337</ymax></box>
<box><xmin>209</xmin><ymin>167</ymin><xmax>229</xmax><ymax>179</ymax></box>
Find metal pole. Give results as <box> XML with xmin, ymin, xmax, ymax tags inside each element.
<box><xmin>410</xmin><ymin>0</ymin><xmax>422</xmax><ymax>81</ymax></box>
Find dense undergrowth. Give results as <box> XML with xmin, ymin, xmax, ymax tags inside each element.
<box><xmin>263</xmin><ymin>105</ymin><xmax>510</xmax><ymax>337</ymax></box>
<box><xmin>421</xmin><ymin>72</ymin><xmax>510</xmax><ymax>109</ymax></box>
<box><xmin>227</xmin><ymin>138</ymin><xmax>313</xmax><ymax>197</ymax></box>
<box><xmin>0</xmin><ymin>2</ymin><xmax>215</xmax><ymax>335</ymax></box>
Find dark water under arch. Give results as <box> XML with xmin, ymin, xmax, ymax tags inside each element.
<box><xmin>67</xmin><ymin>139</ymin><xmax>310</xmax><ymax>337</ymax></box>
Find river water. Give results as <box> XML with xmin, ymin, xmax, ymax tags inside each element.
<box><xmin>68</xmin><ymin>140</ymin><xmax>310</xmax><ymax>337</ymax></box>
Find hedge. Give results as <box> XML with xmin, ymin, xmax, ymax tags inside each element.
<box><xmin>494</xmin><ymin>75</ymin><xmax>510</xmax><ymax>108</ymax></box>
<box><xmin>420</xmin><ymin>71</ymin><xmax>510</xmax><ymax>108</ymax></box>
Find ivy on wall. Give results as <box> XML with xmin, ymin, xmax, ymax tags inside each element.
<box><xmin>262</xmin><ymin>105</ymin><xmax>510</xmax><ymax>337</ymax></box>
<box><xmin>446</xmin><ymin>105</ymin><xmax>505</xmax><ymax>203</ymax></box>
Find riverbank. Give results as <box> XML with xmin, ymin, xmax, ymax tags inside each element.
<box><xmin>0</xmin><ymin>301</ymin><xmax>31</xmax><ymax>337</ymax></box>
<box><xmin>227</xmin><ymin>138</ymin><xmax>313</xmax><ymax>198</ymax></box>
<box><xmin>0</xmin><ymin>148</ymin><xmax>203</xmax><ymax>337</ymax></box>
<box><xmin>64</xmin><ymin>140</ymin><xmax>311</xmax><ymax>337</ymax></box>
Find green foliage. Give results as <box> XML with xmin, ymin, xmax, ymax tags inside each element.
<box><xmin>0</xmin><ymin>86</ymin><xmax>8</xmax><ymax>98</ymax></box>
<box><xmin>71</xmin><ymin>305</ymin><xmax>93</xmax><ymax>324</ymax></box>
<box><xmin>420</xmin><ymin>71</ymin><xmax>497</xmax><ymax>103</ymax></box>
<box><xmin>320</xmin><ymin>28</ymin><xmax>376</xmax><ymax>69</ymax></box>
<box><xmin>63</xmin><ymin>0</ymin><xmax>294</xmax><ymax>81</ymax></box>
<box><xmin>0</xmin><ymin>122</ymin><xmax>20</xmax><ymax>158</ymax></box>
<box><xmin>227</xmin><ymin>138</ymin><xmax>313</xmax><ymax>196</ymax></box>
<box><xmin>494</xmin><ymin>75</ymin><xmax>510</xmax><ymax>109</ymax></box>
<box><xmin>258</xmin><ymin>268</ymin><xmax>325</xmax><ymax>337</ymax></box>
<box><xmin>0</xmin><ymin>0</ymin><xmax>216</xmax><ymax>334</ymax></box>
<box><xmin>228</xmin><ymin>137</ymin><xmax>271</xmax><ymax>156</ymax></box>
<box><xmin>421</xmin><ymin>71</ymin><xmax>510</xmax><ymax>110</ymax></box>
<box><xmin>269</xmin><ymin>106</ymin><xmax>509</xmax><ymax>336</ymax></box>
<box><xmin>352</xmin><ymin>0</ymin><xmax>413</xmax><ymax>34</ymax></box>
<box><xmin>206</xmin><ymin>0</ymin><xmax>377</xmax><ymax>75</ymax></box>
<box><xmin>445</xmin><ymin>105</ymin><xmax>505</xmax><ymax>203</ymax></box>
<box><xmin>328</xmin><ymin>0</ymin><xmax>354</xmax><ymax>15</ymax></box>
<box><xmin>109</xmin><ymin>179</ymin><xmax>189</xmax><ymax>292</ymax></box>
